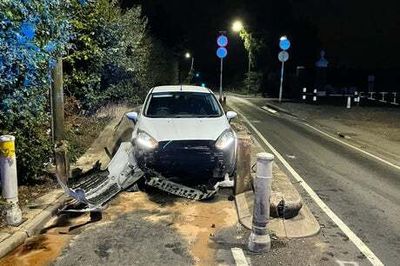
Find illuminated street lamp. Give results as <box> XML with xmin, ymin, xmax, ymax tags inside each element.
<box><xmin>232</xmin><ymin>20</ymin><xmax>244</xmax><ymax>32</ymax></box>
<box><xmin>185</xmin><ymin>52</ymin><xmax>194</xmax><ymax>72</ymax></box>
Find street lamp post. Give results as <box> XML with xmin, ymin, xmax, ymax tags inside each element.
<box><xmin>232</xmin><ymin>20</ymin><xmax>251</xmax><ymax>94</ymax></box>
<box><xmin>185</xmin><ymin>52</ymin><xmax>194</xmax><ymax>72</ymax></box>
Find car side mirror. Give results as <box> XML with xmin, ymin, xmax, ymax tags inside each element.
<box><xmin>226</xmin><ymin>111</ymin><xmax>237</xmax><ymax>122</ymax></box>
<box><xmin>126</xmin><ymin>112</ymin><xmax>138</xmax><ymax>123</ymax></box>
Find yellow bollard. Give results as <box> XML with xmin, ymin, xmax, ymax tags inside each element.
<box><xmin>0</xmin><ymin>135</ymin><xmax>22</xmax><ymax>226</ymax></box>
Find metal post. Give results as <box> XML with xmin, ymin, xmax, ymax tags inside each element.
<box><xmin>302</xmin><ymin>87</ymin><xmax>307</xmax><ymax>101</ymax></box>
<box><xmin>392</xmin><ymin>92</ymin><xmax>398</xmax><ymax>105</ymax></box>
<box><xmin>279</xmin><ymin>61</ymin><xmax>285</xmax><ymax>103</ymax></box>
<box><xmin>313</xmin><ymin>89</ymin><xmax>317</xmax><ymax>102</ymax></box>
<box><xmin>190</xmin><ymin>57</ymin><xmax>195</xmax><ymax>72</ymax></box>
<box><xmin>0</xmin><ymin>135</ymin><xmax>23</xmax><ymax>226</ymax></box>
<box><xmin>51</xmin><ymin>57</ymin><xmax>69</xmax><ymax>184</ymax></box>
<box><xmin>248</xmin><ymin>152</ymin><xmax>274</xmax><ymax>253</ymax></box>
<box><xmin>219</xmin><ymin>58</ymin><xmax>223</xmax><ymax>101</ymax></box>
<box><xmin>247</xmin><ymin>50</ymin><xmax>251</xmax><ymax>94</ymax></box>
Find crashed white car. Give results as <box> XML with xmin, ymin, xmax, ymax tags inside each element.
<box><xmin>126</xmin><ymin>85</ymin><xmax>237</xmax><ymax>188</ymax></box>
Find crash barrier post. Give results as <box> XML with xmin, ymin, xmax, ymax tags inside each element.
<box><xmin>248</xmin><ymin>152</ymin><xmax>274</xmax><ymax>253</ymax></box>
<box><xmin>313</xmin><ymin>89</ymin><xmax>317</xmax><ymax>102</ymax></box>
<box><xmin>234</xmin><ymin>135</ymin><xmax>252</xmax><ymax>195</ymax></box>
<box><xmin>392</xmin><ymin>93</ymin><xmax>399</xmax><ymax>105</ymax></box>
<box><xmin>379</xmin><ymin>92</ymin><xmax>387</xmax><ymax>103</ymax></box>
<box><xmin>354</xmin><ymin>91</ymin><xmax>360</xmax><ymax>106</ymax></box>
<box><xmin>302</xmin><ymin>87</ymin><xmax>307</xmax><ymax>101</ymax></box>
<box><xmin>0</xmin><ymin>135</ymin><xmax>23</xmax><ymax>226</ymax></box>
<box><xmin>368</xmin><ymin>92</ymin><xmax>375</xmax><ymax>100</ymax></box>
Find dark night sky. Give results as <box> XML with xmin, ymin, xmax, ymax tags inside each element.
<box><xmin>124</xmin><ymin>0</ymin><xmax>400</xmax><ymax>87</ymax></box>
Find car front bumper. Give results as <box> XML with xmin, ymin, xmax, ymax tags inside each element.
<box><xmin>134</xmin><ymin>139</ymin><xmax>236</xmax><ymax>186</ymax></box>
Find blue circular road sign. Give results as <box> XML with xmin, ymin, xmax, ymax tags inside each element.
<box><xmin>216</xmin><ymin>47</ymin><xmax>227</xmax><ymax>59</ymax></box>
<box><xmin>279</xmin><ymin>36</ymin><xmax>291</xmax><ymax>50</ymax></box>
<box><xmin>217</xmin><ymin>35</ymin><xmax>228</xmax><ymax>47</ymax></box>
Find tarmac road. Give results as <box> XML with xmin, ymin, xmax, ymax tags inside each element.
<box><xmin>229</xmin><ymin>96</ymin><xmax>400</xmax><ymax>266</ymax></box>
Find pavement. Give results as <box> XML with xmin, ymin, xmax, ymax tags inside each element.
<box><xmin>228</xmin><ymin>95</ymin><xmax>400</xmax><ymax>265</ymax></box>
<box><xmin>0</xmin><ymin>190</ymin><xmax>68</xmax><ymax>259</ymax></box>
<box><xmin>232</xmin><ymin>119</ymin><xmax>320</xmax><ymax>239</ymax></box>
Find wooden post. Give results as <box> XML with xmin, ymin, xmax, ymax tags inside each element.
<box><xmin>51</xmin><ymin>57</ymin><xmax>69</xmax><ymax>184</ymax></box>
<box><xmin>234</xmin><ymin>135</ymin><xmax>252</xmax><ymax>195</ymax></box>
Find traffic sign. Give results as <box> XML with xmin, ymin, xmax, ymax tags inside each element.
<box><xmin>278</xmin><ymin>51</ymin><xmax>289</xmax><ymax>62</ymax></box>
<box><xmin>217</xmin><ymin>35</ymin><xmax>228</xmax><ymax>47</ymax></box>
<box><xmin>279</xmin><ymin>36</ymin><xmax>291</xmax><ymax>50</ymax></box>
<box><xmin>217</xmin><ymin>47</ymin><xmax>227</xmax><ymax>59</ymax></box>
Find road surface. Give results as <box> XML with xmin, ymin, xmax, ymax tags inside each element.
<box><xmin>229</xmin><ymin>96</ymin><xmax>400</xmax><ymax>265</ymax></box>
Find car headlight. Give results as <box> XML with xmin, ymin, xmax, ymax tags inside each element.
<box><xmin>215</xmin><ymin>129</ymin><xmax>235</xmax><ymax>150</ymax></box>
<box><xmin>136</xmin><ymin>131</ymin><xmax>158</xmax><ymax>149</ymax></box>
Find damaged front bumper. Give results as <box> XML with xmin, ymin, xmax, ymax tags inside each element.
<box><xmin>134</xmin><ymin>139</ymin><xmax>236</xmax><ymax>187</ymax></box>
<box><xmin>56</xmin><ymin>141</ymin><xmax>233</xmax><ymax>211</ymax></box>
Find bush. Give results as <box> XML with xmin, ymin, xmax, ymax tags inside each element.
<box><xmin>0</xmin><ymin>0</ymin><xmax>71</xmax><ymax>183</ymax></box>
<box><xmin>243</xmin><ymin>71</ymin><xmax>264</xmax><ymax>95</ymax></box>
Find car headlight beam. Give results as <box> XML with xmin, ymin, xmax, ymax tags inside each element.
<box><xmin>136</xmin><ymin>131</ymin><xmax>158</xmax><ymax>149</ymax></box>
<box><xmin>215</xmin><ymin>130</ymin><xmax>235</xmax><ymax>150</ymax></box>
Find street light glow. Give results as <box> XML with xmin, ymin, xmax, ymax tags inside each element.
<box><xmin>232</xmin><ymin>20</ymin><xmax>243</xmax><ymax>32</ymax></box>
<box><xmin>185</xmin><ymin>52</ymin><xmax>191</xmax><ymax>58</ymax></box>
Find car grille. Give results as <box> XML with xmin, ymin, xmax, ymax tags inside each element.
<box><xmin>151</xmin><ymin>140</ymin><xmax>225</xmax><ymax>181</ymax></box>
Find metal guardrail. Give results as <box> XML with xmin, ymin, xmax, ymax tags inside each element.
<box><xmin>301</xmin><ymin>88</ymin><xmax>399</xmax><ymax>106</ymax></box>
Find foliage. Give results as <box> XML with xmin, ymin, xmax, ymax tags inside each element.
<box><xmin>243</xmin><ymin>71</ymin><xmax>263</xmax><ymax>95</ymax></box>
<box><xmin>239</xmin><ymin>29</ymin><xmax>264</xmax><ymax>68</ymax></box>
<box><xmin>65</xmin><ymin>1</ymin><xmax>178</xmax><ymax>111</ymax></box>
<box><xmin>0</xmin><ymin>0</ymin><xmax>72</xmax><ymax>182</ymax></box>
<box><xmin>0</xmin><ymin>0</ymin><xmax>178</xmax><ymax>183</ymax></box>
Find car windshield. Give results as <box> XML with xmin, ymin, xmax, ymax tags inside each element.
<box><xmin>145</xmin><ymin>92</ymin><xmax>223</xmax><ymax>118</ymax></box>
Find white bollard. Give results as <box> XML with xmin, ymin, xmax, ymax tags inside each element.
<box><xmin>0</xmin><ymin>135</ymin><xmax>23</xmax><ymax>226</ymax></box>
<box><xmin>346</xmin><ymin>96</ymin><xmax>351</xmax><ymax>109</ymax></box>
<box><xmin>248</xmin><ymin>152</ymin><xmax>274</xmax><ymax>253</ymax></box>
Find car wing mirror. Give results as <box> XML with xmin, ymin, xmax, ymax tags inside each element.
<box><xmin>226</xmin><ymin>111</ymin><xmax>237</xmax><ymax>122</ymax></box>
<box><xmin>126</xmin><ymin>111</ymin><xmax>138</xmax><ymax>123</ymax></box>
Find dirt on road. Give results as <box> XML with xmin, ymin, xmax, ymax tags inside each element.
<box><xmin>0</xmin><ymin>190</ymin><xmax>238</xmax><ymax>266</ymax></box>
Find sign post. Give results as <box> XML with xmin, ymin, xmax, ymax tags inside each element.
<box><xmin>278</xmin><ymin>36</ymin><xmax>290</xmax><ymax>103</ymax></box>
<box><xmin>217</xmin><ymin>34</ymin><xmax>228</xmax><ymax>102</ymax></box>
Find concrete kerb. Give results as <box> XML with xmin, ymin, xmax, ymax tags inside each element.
<box><xmin>228</xmin><ymin>104</ymin><xmax>320</xmax><ymax>239</ymax></box>
<box><xmin>0</xmin><ymin>191</ymin><xmax>68</xmax><ymax>258</ymax></box>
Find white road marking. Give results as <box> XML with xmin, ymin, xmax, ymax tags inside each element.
<box><xmin>304</xmin><ymin>123</ymin><xmax>400</xmax><ymax>171</ymax></box>
<box><xmin>229</xmin><ymin>98</ymin><xmax>384</xmax><ymax>266</ymax></box>
<box><xmin>262</xmin><ymin>106</ymin><xmax>277</xmax><ymax>113</ymax></box>
<box><xmin>231</xmin><ymin>247</ymin><xmax>249</xmax><ymax>266</ymax></box>
<box><xmin>336</xmin><ymin>260</ymin><xmax>359</xmax><ymax>266</ymax></box>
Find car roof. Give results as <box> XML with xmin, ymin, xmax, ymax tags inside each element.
<box><xmin>151</xmin><ymin>85</ymin><xmax>212</xmax><ymax>94</ymax></box>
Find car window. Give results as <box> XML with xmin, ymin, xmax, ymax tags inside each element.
<box><xmin>145</xmin><ymin>92</ymin><xmax>223</xmax><ymax>118</ymax></box>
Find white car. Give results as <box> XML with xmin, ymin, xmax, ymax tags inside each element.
<box><xmin>126</xmin><ymin>85</ymin><xmax>237</xmax><ymax>188</ymax></box>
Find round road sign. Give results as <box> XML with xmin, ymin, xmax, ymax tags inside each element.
<box><xmin>278</xmin><ymin>51</ymin><xmax>289</xmax><ymax>62</ymax></box>
<box><xmin>217</xmin><ymin>35</ymin><xmax>228</xmax><ymax>47</ymax></box>
<box><xmin>279</xmin><ymin>36</ymin><xmax>291</xmax><ymax>50</ymax></box>
<box><xmin>217</xmin><ymin>47</ymin><xmax>227</xmax><ymax>59</ymax></box>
